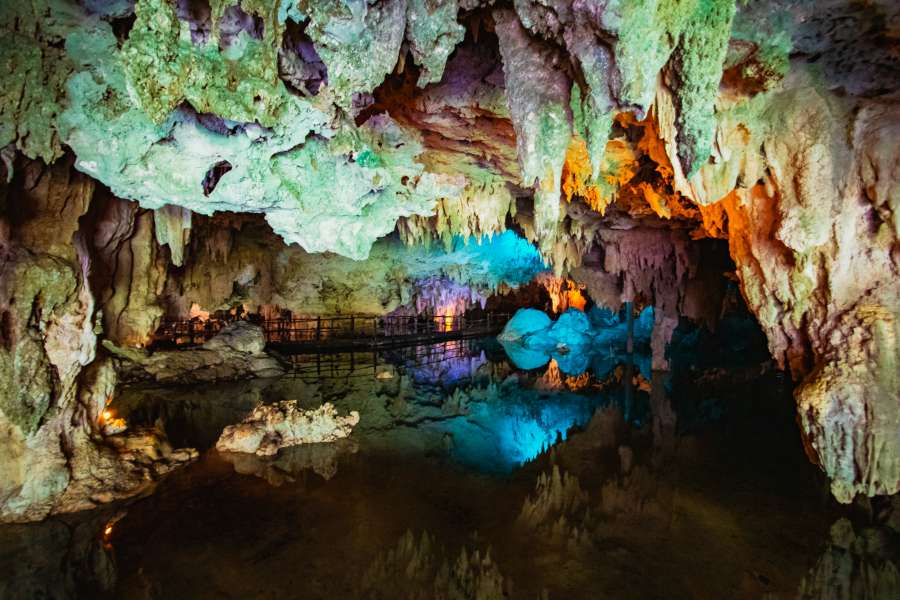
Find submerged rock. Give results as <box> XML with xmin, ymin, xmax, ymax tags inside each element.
<box><xmin>216</xmin><ymin>401</ymin><xmax>360</xmax><ymax>457</ymax></box>
<box><xmin>201</xmin><ymin>320</ymin><xmax>266</xmax><ymax>354</ymax></box>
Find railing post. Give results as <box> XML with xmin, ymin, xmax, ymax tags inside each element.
<box><xmin>316</xmin><ymin>316</ymin><xmax>322</xmax><ymax>342</ymax></box>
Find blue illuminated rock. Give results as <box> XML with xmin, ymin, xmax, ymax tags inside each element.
<box><xmin>549</xmin><ymin>308</ymin><xmax>594</xmax><ymax>348</ymax></box>
<box><xmin>498</xmin><ymin>308</ymin><xmax>553</xmax><ymax>342</ymax></box>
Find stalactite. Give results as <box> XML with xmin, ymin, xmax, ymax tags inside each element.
<box><xmin>153</xmin><ymin>204</ymin><xmax>192</xmax><ymax>267</ymax></box>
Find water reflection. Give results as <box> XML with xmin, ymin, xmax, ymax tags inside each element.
<box><xmin>2</xmin><ymin>336</ymin><xmax>897</xmax><ymax>599</ymax></box>
<box><xmin>0</xmin><ymin>508</ymin><xmax>121</xmax><ymax>598</ymax></box>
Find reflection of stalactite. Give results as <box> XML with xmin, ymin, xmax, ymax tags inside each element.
<box><xmin>798</xmin><ymin>519</ymin><xmax>900</xmax><ymax>600</ymax></box>
<box><xmin>535</xmin><ymin>359</ymin><xmax>592</xmax><ymax>392</ymax></box>
<box><xmin>0</xmin><ymin>508</ymin><xmax>121</xmax><ymax>596</ymax></box>
<box><xmin>517</xmin><ymin>465</ymin><xmax>593</xmax><ymax>552</ymax></box>
<box><xmin>360</xmin><ymin>530</ymin><xmax>508</xmax><ymax>599</ymax></box>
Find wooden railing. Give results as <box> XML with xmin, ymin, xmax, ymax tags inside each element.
<box><xmin>285</xmin><ymin>338</ymin><xmax>488</xmax><ymax>381</ymax></box>
<box><xmin>152</xmin><ymin>312</ymin><xmax>510</xmax><ymax>351</ymax></box>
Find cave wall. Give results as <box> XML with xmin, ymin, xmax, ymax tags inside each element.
<box><xmin>0</xmin><ymin>156</ymin><xmax>188</xmax><ymax>522</ymax></box>
<box><xmin>667</xmin><ymin>78</ymin><xmax>900</xmax><ymax>502</ymax></box>
<box><xmin>162</xmin><ymin>212</ymin><xmax>548</xmax><ymax>321</ymax></box>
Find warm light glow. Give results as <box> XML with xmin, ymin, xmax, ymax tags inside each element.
<box><xmin>433</xmin><ymin>305</ymin><xmax>457</xmax><ymax>333</ymax></box>
<box><xmin>537</xmin><ymin>359</ymin><xmax>564</xmax><ymax>390</ymax></box>
<box><xmin>565</xmin><ymin>288</ymin><xmax>587</xmax><ymax>312</ymax></box>
<box><xmin>189</xmin><ymin>302</ymin><xmax>210</xmax><ymax>320</ymax></box>
<box><xmin>104</xmin><ymin>524</ymin><xmax>113</xmax><ymax>537</ymax></box>
<box><xmin>536</xmin><ymin>274</ymin><xmax>588</xmax><ymax>314</ymax></box>
<box><xmin>102</xmin><ymin>410</ymin><xmax>112</xmax><ymax>421</ymax></box>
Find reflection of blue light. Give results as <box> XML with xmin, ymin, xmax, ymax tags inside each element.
<box><xmin>497</xmin><ymin>342</ymin><xmax>550</xmax><ymax>370</ymax></box>
<box><xmin>404</xmin><ymin>352</ymin><xmax>487</xmax><ymax>385</ymax></box>
<box><xmin>421</xmin><ymin>383</ymin><xmax>603</xmax><ymax>473</ymax></box>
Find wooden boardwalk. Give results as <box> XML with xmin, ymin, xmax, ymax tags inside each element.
<box><xmin>152</xmin><ymin>313</ymin><xmax>510</xmax><ymax>353</ymax></box>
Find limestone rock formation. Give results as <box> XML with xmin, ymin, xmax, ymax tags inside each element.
<box><xmin>0</xmin><ymin>157</ymin><xmax>198</xmax><ymax>523</ymax></box>
<box><xmin>106</xmin><ymin>321</ymin><xmax>286</xmax><ymax>384</ymax></box>
<box><xmin>216</xmin><ymin>401</ymin><xmax>360</xmax><ymax>457</ymax></box>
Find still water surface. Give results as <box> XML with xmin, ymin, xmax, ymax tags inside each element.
<box><xmin>1</xmin><ymin>337</ymin><xmax>897</xmax><ymax>599</ymax></box>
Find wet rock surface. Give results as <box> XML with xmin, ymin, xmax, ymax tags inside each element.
<box><xmin>216</xmin><ymin>401</ymin><xmax>359</xmax><ymax>457</ymax></box>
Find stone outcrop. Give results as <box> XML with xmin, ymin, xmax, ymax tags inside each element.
<box><xmin>662</xmin><ymin>73</ymin><xmax>900</xmax><ymax>502</ymax></box>
<box><xmin>0</xmin><ymin>159</ymin><xmax>196</xmax><ymax>523</ymax></box>
<box><xmin>105</xmin><ymin>321</ymin><xmax>286</xmax><ymax>385</ymax></box>
<box><xmin>216</xmin><ymin>401</ymin><xmax>359</xmax><ymax>457</ymax></box>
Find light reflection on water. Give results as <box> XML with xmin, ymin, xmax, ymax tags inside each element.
<box><xmin>1</xmin><ymin>337</ymin><xmax>897</xmax><ymax>599</ymax></box>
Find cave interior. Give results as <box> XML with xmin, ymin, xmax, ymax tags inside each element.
<box><xmin>0</xmin><ymin>0</ymin><xmax>898</xmax><ymax>598</ymax></box>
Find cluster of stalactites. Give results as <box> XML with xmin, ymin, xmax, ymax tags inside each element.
<box><xmin>491</xmin><ymin>0</ymin><xmax>741</xmax><ymax>250</ymax></box>
<box><xmin>1</xmin><ymin>0</ymin><xmax>790</xmax><ymax>265</ymax></box>
<box><xmin>400</xmin><ymin>276</ymin><xmax>488</xmax><ymax>317</ymax></box>
<box><xmin>396</xmin><ymin>177</ymin><xmax>516</xmax><ymax>250</ymax></box>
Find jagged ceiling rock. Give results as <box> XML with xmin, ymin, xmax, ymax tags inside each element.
<box><xmin>10</xmin><ymin>0</ymin><xmax>888</xmax><ymax>262</ymax></box>
<box><xmin>298</xmin><ymin>0</ymin><xmax>407</xmax><ymax>110</ymax></box>
<box><xmin>494</xmin><ymin>7</ymin><xmax>572</xmax><ymax>249</ymax></box>
<box><xmin>406</xmin><ymin>0</ymin><xmax>466</xmax><ymax>87</ymax></box>
<box><xmin>0</xmin><ymin>1</ymin><xmax>78</xmax><ymax>163</ymax></box>
<box><xmin>61</xmin><ymin>10</ymin><xmax>463</xmax><ymax>260</ymax></box>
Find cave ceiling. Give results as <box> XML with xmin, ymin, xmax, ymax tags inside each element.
<box><xmin>3</xmin><ymin>0</ymin><xmax>896</xmax><ymax>261</ymax></box>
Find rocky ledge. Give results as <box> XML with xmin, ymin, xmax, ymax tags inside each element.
<box><xmin>106</xmin><ymin>322</ymin><xmax>287</xmax><ymax>385</ymax></box>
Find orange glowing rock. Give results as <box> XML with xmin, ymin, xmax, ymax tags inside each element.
<box><xmin>562</xmin><ymin>136</ymin><xmax>612</xmax><ymax>214</ymax></box>
<box><xmin>561</xmin><ymin>112</ymin><xmax>705</xmax><ymax>225</ymax></box>
<box><xmin>564</xmin><ymin>371</ymin><xmax>592</xmax><ymax>392</ymax></box>
<box><xmin>565</xmin><ymin>288</ymin><xmax>587</xmax><ymax>312</ymax></box>
<box><xmin>536</xmin><ymin>359</ymin><xmax>564</xmax><ymax>390</ymax></box>
<box><xmin>535</xmin><ymin>273</ymin><xmax>588</xmax><ymax>314</ymax></box>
